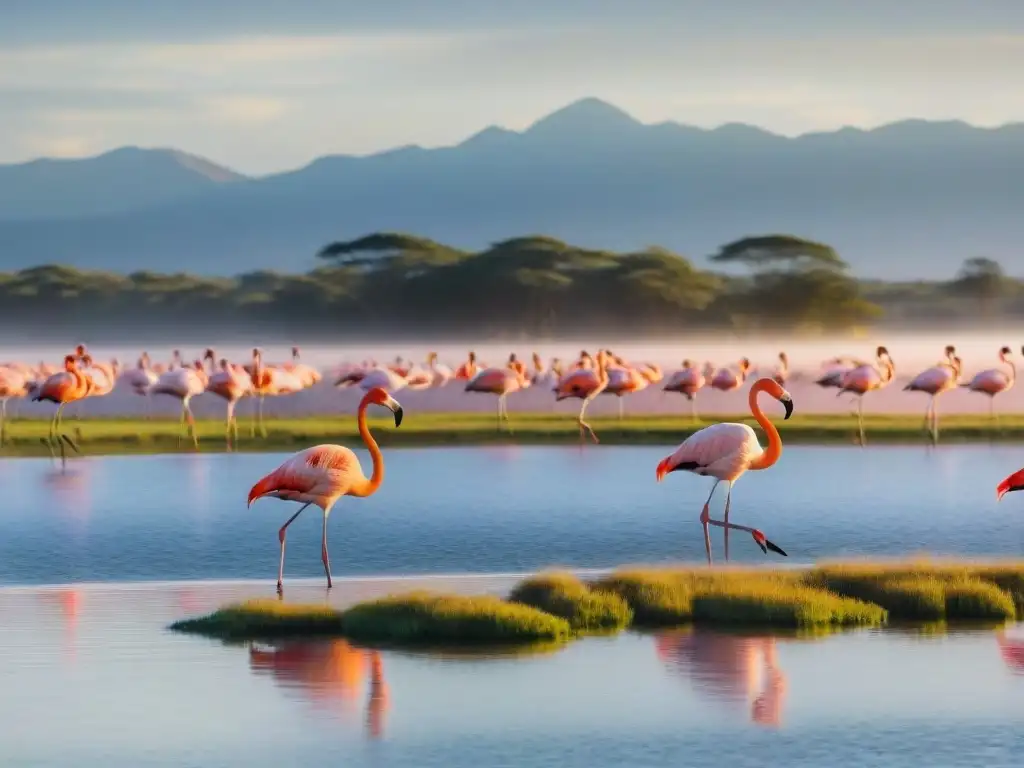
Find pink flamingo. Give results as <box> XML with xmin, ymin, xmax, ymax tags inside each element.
<box><xmin>465</xmin><ymin>354</ymin><xmax>530</xmax><ymax>431</ymax></box>
<box><xmin>770</xmin><ymin>353</ymin><xmax>788</xmax><ymax>386</ymax></box>
<box><xmin>603</xmin><ymin>354</ymin><xmax>651</xmax><ymax>419</ymax></box>
<box><xmin>710</xmin><ymin>358</ymin><xmax>751</xmax><ymax>392</ymax></box>
<box><xmin>150</xmin><ymin>359</ymin><xmax>209</xmax><ymax>449</ymax></box>
<box><xmin>0</xmin><ymin>364</ymin><xmax>33</xmax><ymax>445</ymax></box>
<box><xmin>554</xmin><ymin>349</ymin><xmax>610</xmax><ymax>443</ymax></box>
<box><xmin>837</xmin><ymin>346</ymin><xmax>895</xmax><ymax>446</ymax></box>
<box><xmin>662</xmin><ymin>359</ymin><xmax>705</xmax><ymax>421</ymax></box>
<box><xmin>204</xmin><ymin>355</ymin><xmax>253</xmax><ymax>450</ymax></box>
<box><xmin>814</xmin><ymin>355</ymin><xmax>869</xmax><ymax>389</ymax></box>
<box><xmin>655</xmin><ymin>377</ymin><xmax>791</xmax><ymax>564</ymax></box>
<box><xmin>247</xmin><ymin>387</ymin><xmax>403</xmax><ymax>592</ymax></box>
<box><xmin>903</xmin><ymin>345</ymin><xmax>961</xmax><ymax>444</ymax></box>
<box><xmin>120</xmin><ymin>352</ymin><xmax>159</xmax><ymax>397</ymax></box>
<box><xmin>961</xmin><ymin>345</ymin><xmax>1017</xmax><ymax>425</ymax></box>
<box><xmin>283</xmin><ymin>346</ymin><xmax>322</xmax><ymax>389</ymax></box>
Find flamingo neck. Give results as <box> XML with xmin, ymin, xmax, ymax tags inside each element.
<box><xmin>747</xmin><ymin>380</ymin><xmax>783</xmax><ymax>471</ymax></box>
<box><xmin>1007</xmin><ymin>358</ymin><xmax>1017</xmax><ymax>382</ymax></box>
<box><xmin>349</xmin><ymin>396</ymin><xmax>385</xmax><ymax>498</ymax></box>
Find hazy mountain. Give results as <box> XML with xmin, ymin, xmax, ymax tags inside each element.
<box><xmin>0</xmin><ymin>146</ymin><xmax>247</xmax><ymax>220</ymax></box>
<box><xmin>0</xmin><ymin>98</ymin><xmax>1021</xmax><ymax>279</ymax></box>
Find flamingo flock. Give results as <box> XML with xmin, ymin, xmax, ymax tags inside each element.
<box><xmin>4</xmin><ymin>341</ymin><xmax>1024</xmax><ymax>588</ymax></box>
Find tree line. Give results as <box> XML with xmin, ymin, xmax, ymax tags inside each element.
<box><xmin>2</xmin><ymin>233</ymin><xmax>1020</xmax><ymax>342</ymax></box>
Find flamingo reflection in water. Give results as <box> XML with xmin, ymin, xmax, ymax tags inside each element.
<box><xmin>655</xmin><ymin>629</ymin><xmax>787</xmax><ymax>727</ymax></box>
<box><xmin>248</xmin><ymin>640</ymin><xmax>389</xmax><ymax>737</ymax></box>
<box><xmin>997</xmin><ymin>629</ymin><xmax>1024</xmax><ymax>675</ymax></box>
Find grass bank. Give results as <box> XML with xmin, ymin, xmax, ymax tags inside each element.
<box><xmin>170</xmin><ymin>560</ymin><xmax>1024</xmax><ymax>647</ymax></box>
<box><xmin>4</xmin><ymin>411</ymin><xmax>1024</xmax><ymax>457</ymax></box>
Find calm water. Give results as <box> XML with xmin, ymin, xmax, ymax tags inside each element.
<box><xmin>0</xmin><ymin>578</ymin><xmax>1023</xmax><ymax>767</ymax></box>
<box><xmin>0</xmin><ymin>445</ymin><xmax>1022</xmax><ymax>586</ymax></box>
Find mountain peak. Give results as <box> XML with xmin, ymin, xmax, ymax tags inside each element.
<box><xmin>524</xmin><ymin>98</ymin><xmax>642</xmax><ymax>137</ymax></box>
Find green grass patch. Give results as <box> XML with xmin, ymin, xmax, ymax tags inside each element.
<box><xmin>169</xmin><ymin>598</ymin><xmax>344</xmax><ymax>640</ymax></box>
<box><xmin>8</xmin><ymin>409</ymin><xmax>1024</xmax><ymax>456</ymax></box>
<box><xmin>339</xmin><ymin>591</ymin><xmax>571</xmax><ymax>645</ymax></box>
<box><xmin>507</xmin><ymin>571</ymin><xmax>632</xmax><ymax>632</ymax></box>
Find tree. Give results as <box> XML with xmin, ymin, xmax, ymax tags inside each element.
<box><xmin>950</xmin><ymin>256</ymin><xmax>1007</xmax><ymax>316</ymax></box>
<box><xmin>710</xmin><ymin>235</ymin><xmax>846</xmax><ymax>270</ymax></box>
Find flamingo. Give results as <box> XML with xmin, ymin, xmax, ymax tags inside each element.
<box><xmin>814</xmin><ymin>355</ymin><xmax>866</xmax><ymax>389</ymax></box>
<box><xmin>151</xmin><ymin>359</ymin><xmax>209</xmax><ymax>449</ymax></box>
<box><xmin>454</xmin><ymin>351</ymin><xmax>480</xmax><ymax>381</ymax></box>
<box><xmin>284</xmin><ymin>347</ymin><xmax>322</xmax><ymax>388</ymax></box>
<box><xmin>603</xmin><ymin>355</ymin><xmax>651</xmax><ymax>419</ymax></box>
<box><xmin>465</xmin><ymin>354</ymin><xmax>530</xmax><ymax>431</ymax></box>
<box><xmin>426</xmin><ymin>352</ymin><xmax>454</xmax><ymax>388</ymax></box>
<box><xmin>247</xmin><ymin>387</ymin><xmax>403</xmax><ymax>592</ymax></box>
<box><xmin>0</xmin><ymin>365</ymin><xmax>34</xmax><ymax>445</ymax></box>
<box><xmin>837</xmin><ymin>346</ymin><xmax>895</xmax><ymax>446</ymax></box>
<box><xmin>120</xmin><ymin>353</ymin><xmax>159</xmax><ymax>398</ymax></box>
<box><xmin>205</xmin><ymin>356</ymin><xmax>253</xmax><ymax>450</ymax></box>
<box><xmin>31</xmin><ymin>354</ymin><xmax>90</xmax><ymax>464</ymax></box>
<box><xmin>662</xmin><ymin>360</ymin><xmax>705</xmax><ymax>421</ymax></box>
<box><xmin>249</xmin><ymin>348</ymin><xmax>304</xmax><ymax>437</ymax></box>
<box><xmin>961</xmin><ymin>345</ymin><xmax>1017</xmax><ymax>425</ymax></box>
<box><xmin>770</xmin><ymin>353</ymin><xmax>788</xmax><ymax>386</ymax></box>
<box><xmin>903</xmin><ymin>345</ymin><xmax>961</xmax><ymax>444</ymax></box>
<box><xmin>356</xmin><ymin>365</ymin><xmax>407</xmax><ymax>394</ymax></box>
<box><xmin>710</xmin><ymin>358</ymin><xmax>751</xmax><ymax>392</ymax></box>
<box><xmin>554</xmin><ymin>349</ymin><xmax>610</xmax><ymax>443</ymax></box>
<box><xmin>655</xmin><ymin>377</ymin><xmax>791</xmax><ymax>565</ymax></box>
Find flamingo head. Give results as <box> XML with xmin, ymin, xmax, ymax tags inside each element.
<box><xmin>532</xmin><ymin>352</ymin><xmax>542</xmax><ymax>367</ymax></box>
<box><xmin>944</xmin><ymin>345</ymin><xmax>956</xmax><ymax>357</ymax></box>
<box><xmin>1000</xmin><ymin>346</ymin><xmax>1012</xmax><ymax>358</ymax></box>
<box><xmin>758</xmin><ymin>377</ymin><xmax>794</xmax><ymax>419</ymax></box>
<box><xmin>508</xmin><ymin>353</ymin><xmax>518</xmax><ymax>364</ymax></box>
<box><xmin>291</xmin><ymin>346</ymin><xmax>300</xmax><ymax>358</ymax></box>
<box><xmin>427</xmin><ymin>351</ymin><xmax>437</xmax><ymax>364</ymax></box>
<box><xmin>63</xmin><ymin>355</ymin><xmax>77</xmax><ymax>371</ymax></box>
<box><xmin>74</xmin><ymin>344</ymin><xmax>87</xmax><ymax>358</ymax></box>
<box><xmin>779</xmin><ymin>352</ymin><xmax>788</xmax><ymax>364</ymax></box>
<box><xmin>364</xmin><ymin>386</ymin><xmax>404</xmax><ymax>427</ymax></box>
<box><xmin>468</xmin><ymin>351</ymin><xmax>476</xmax><ymax>363</ymax></box>
<box><xmin>80</xmin><ymin>354</ymin><xmax>93</xmax><ymax>368</ymax></box>
<box><xmin>203</xmin><ymin>348</ymin><xmax>215</xmax><ymax>361</ymax></box>
<box><xmin>739</xmin><ymin>357</ymin><xmax>751</xmax><ymax>372</ymax></box>
<box><xmin>751</xmin><ymin>529</ymin><xmax>789</xmax><ymax>557</ymax></box>
<box><xmin>682</xmin><ymin>358</ymin><xmax>693</xmax><ymax>368</ymax></box>
<box><xmin>877</xmin><ymin>346</ymin><xmax>890</xmax><ymax>358</ymax></box>
<box><xmin>219</xmin><ymin>358</ymin><xmax>230</xmax><ymax>371</ymax></box>
<box><xmin>997</xmin><ymin>467</ymin><xmax>1024</xmax><ymax>501</ymax></box>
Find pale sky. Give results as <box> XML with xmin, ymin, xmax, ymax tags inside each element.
<box><xmin>4</xmin><ymin>0</ymin><xmax>1024</xmax><ymax>174</ymax></box>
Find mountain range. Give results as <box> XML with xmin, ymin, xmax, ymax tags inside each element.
<box><xmin>1</xmin><ymin>97</ymin><xmax>1022</xmax><ymax>279</ymax></box>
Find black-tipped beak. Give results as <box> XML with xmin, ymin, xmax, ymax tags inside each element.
<box><xmin>392</xmin><ymin>406</ymin><xmax>404</xmax><ymax>428</ymax></box>
<box><xmin>756</xmin><ymin>539</ymin><xmax>768</xmax><ymax>554</ymax></box>
<box><xmin>781</xmin><ymin>395</ymin><xmax>794</xmax><ymax>420</ymax></box>
<box><xmin>765</xmin><ymin>540</ymin><xmax>788</xmax><ymax>557</ymax></box>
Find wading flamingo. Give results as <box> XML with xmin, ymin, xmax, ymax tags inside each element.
<box><xmin>31</xmin><ymin>354</ymin><xmax>91</xmax><ymax>464</ymax></box>
<box><xmin>814</xmin><ymin>355</ymin><xmax>868</xmax><ymax>389</ymax></box>
<box><xmin>465</xmin><ymin>354</ymin><xmax>530</xmax><ymax>431</ymax></box>
<box><xmin>0</xmin><ymin>365</ymin><xmax>33</xmax><ymax>445</ymax></box>
<box><xmin>903</xmin><ymin>345</ymin><xmax>961</xmax><ymax>444</ymax></box>
<box><xmin>205</xmin><ymin>356</ymin><xmax>253</xmax><ymax>450</ymax></box>
<box><xmin>770</xmin><ymin>353</ymin><xmax>788</xmax><ymax>386</ymax></box>
<box><xmin>554</xmin><ymin>349</ymin><xmax>610</xmax><ymax>443</ymax></box>
<box><xmin>837</xmin><ymin>346</ymin><xmax>895</xmax><ymax>446</ymax></box>
<box><xmin>151</xmin><ymin>359</ymin><xmax>209</xmax><ymax>449</ymax></box>
<box><xmin>961</xmin><ymin>345</ymin><xmax>1017</xmax><ymax>425</ymax></box>
<box><xmin>247</xmin><ymin>387</ymin><xmax>403</xmax><ymax>593</ymax></box>
<box><xmin>603</xmin><ymin>355</ymin><xmax>651</xmax><ymax>419</ymax></box>
<box><xmin>710</xmin><ymin>358</ymin><xmax>751</xmax><ymax>392</ymax></box>
<box><xmin>655</xmin><ymin>377</ymin><xmax>792</xmax><ymax>565</ymax></box>
<box><xmin>663</xmin><ymin>360</ymin><xmax>705</xmax><ymax>421</ymax></box>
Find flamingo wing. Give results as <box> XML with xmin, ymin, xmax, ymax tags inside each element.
<box><xmin>249</xmin><ymin>445</ymin><xmax>362</xmax><ymax>506</ymax></box>
<box><xmin>659</xmin><ymin>423</ymin><xmax>760</xmax><ymax>479</ymax></box>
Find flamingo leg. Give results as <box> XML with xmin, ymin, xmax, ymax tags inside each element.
<box><xmin>579</xmin><ymin>397</ymin><xmax>599</xmax><ymax>444</ymax></box>
<box><xmin>277</xmin><ymin>502</ymin><xmax>310</xmax><ymax>593</ymax></box>
<box><xmin>321</xmin><ymin>512</ymin><xmax>333</xmax><ymax>589</ymax></box>
<box><xmin>857</xmin><ymin>397</ymin><xmax>866</xmax><ymax>446</ymax></box>
<box><xmin>723</xmin><ymin>482</ymin><xmax>733</xmax><ymax>562</ymax></box>
<box><xmin>922</xmin><ymin>398</ymin><xmax>933</xmax><ymax>434</ymax></box>
<box><xmin>185</xmin><ymin>400</ymin><xmax>198</xmax><ymax>449</ymax></box>
<box><xmin>690</xmin><ymin>394</ymin><xmax>698</xmax><ymax>422</ymax></box>
<box><xmin>699</xmin><ymin>480</ymin><xmax>721</xmax><ymax>566</ymax></box>
<box><xmin>931</xmin><ymin>398</ymin><xmax>940</xmax><ymax>445</ymax></box>
<box><xmin>495</xmin><ymin>396</ymin><xmax>502</xmax><ymax>431</ymax></box>
<box><xmin>259</xmin><ymin>395</ymin><xmax>267</xmax><ymax>438</ymax></box>
<box><xmin>225</xmin><ymin>402</ymin><xmax>235</xmax><ymax>451</ymax></box>
<box><xmin>618</xmin><ymin>397</ymin><xmax>624</xmax><ymax>420</ymax></box>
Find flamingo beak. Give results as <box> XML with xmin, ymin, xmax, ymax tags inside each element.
<box><xmin>248</xmin><ymin>477</ymin><xmax>273</xmax><ymax>508</ymax></box>
<box><xmin>780</xmin><ymin>393</ymin><xmax>794</xmax><ymax>420</ymax></box>
<box><xmin>997</xmin><ymin>469</ymin><xmax>1024</xmax><ymax>501</ymax></box>
<box><xmin>656</xmin><ymin>457</ymin><xmax>672</xmax><ymax>483</ymax></box>
<box><xmin>384</xmin><ymin>396</ymin><xmax>404</xmax><ymax>427</ymax></box>
<box><xmin>752</xmin><ymin>530</ymin><xmax>788</xmax><ymax>557</ymax></box>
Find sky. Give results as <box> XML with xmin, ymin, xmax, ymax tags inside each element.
<box><xmin>4</xmin><ymin>0</ymin><xmax>1024</xmax><ymax>175</ymax></box>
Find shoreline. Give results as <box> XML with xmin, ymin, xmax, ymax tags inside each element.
<box><xmin>1</xmin><ymin>412</ymin><xmax>1022</xmax><ymax>457</ymax></box>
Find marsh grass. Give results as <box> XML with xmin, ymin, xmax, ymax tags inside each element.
<box><xmin>170</xmin><ymin>561</ymin><xmax>1023</xmax><ymax>647</ymax></box>
<box><xmin>507</xmin><ymin>571</ymin><xmax>632</xmax><ymax>632</ymax></box>
<box><xmin>339</xmin><ymin>591</ymin><xmax>572</xmax><ymax>645</ymax></box>
<box><xmin>6</xmin><ymin>411</ymin><xmax>1024</xmax><ymax>456</ymax></box>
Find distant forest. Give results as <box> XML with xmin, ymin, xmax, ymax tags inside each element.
<box><xmin>2</xmin><ymin>233</ymin><xmax>1019</xmax><ymax>342</ymax></box>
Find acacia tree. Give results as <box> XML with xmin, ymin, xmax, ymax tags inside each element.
<box><xmin>709</xmin><ymin>234</ymin><xmax>880</xmax><ymax>331</ymax></box>
<box><xmin>950</xmin><ymin>257</ymin><xmax>1007</xmax><ymax>317</ymax></box>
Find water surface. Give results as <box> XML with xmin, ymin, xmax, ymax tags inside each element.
<box><xmin>0</xmin><ymin>445</ymin><xmax>1020</xmax><ymax>585</ymax></box>
<box><xmin>1</xmin><ymin>579</ymin><xmax>1023</xmax><ymax>767</ymax></box>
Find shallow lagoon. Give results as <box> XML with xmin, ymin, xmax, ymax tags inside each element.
<box><xmin>1</xmin><ymin>578</ymin><xmax>1023</xmax><ymax>767</ymax></box>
